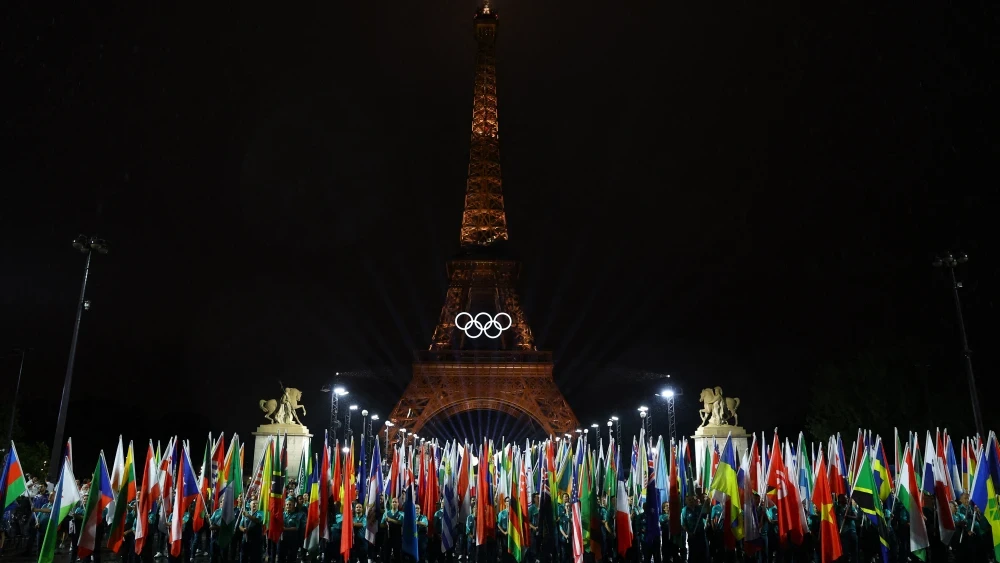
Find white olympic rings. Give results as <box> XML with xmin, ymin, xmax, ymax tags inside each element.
<box><xmin>454</xmin><ymin>312</ymin><xmax>512</xmax><ymax>339</ymax></box>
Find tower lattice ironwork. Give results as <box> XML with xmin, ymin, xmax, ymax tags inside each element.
<box><xmin>386</xmin><ymin>2</ymin><xmax>578</xmax><ymax>441</ymax></box>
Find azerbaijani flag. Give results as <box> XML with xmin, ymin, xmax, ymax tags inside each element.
<box><xmin>2</xmin><ymin>441</ymin><xmax>27</xmax><ymax>510</ymax></box>
<box><xmin>39</xmin><ymin>456</ymin><xmax>82</xmax><ymax>563</ymax></box>
<box><xmin>108</xmin><ymin>440</ymin><xmax>137</xmax><ymax>553</ymax></box>
<box><xmin>78</xmin><ymin>452</ymin><xmax>114</xmax><ymax>559</ymax></box>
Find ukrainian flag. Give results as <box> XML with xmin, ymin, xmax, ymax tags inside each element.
<box><xmin>708</xmin><ymin>434</ymin><xmax>743</xmax><ymax>541</ymax></box>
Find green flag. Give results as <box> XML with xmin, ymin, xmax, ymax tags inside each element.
<box><xmin>851</xmin><ymin>450</ymin><xmax>890</xmax><ymax>563</ymax></box>
<box><xmin>39</xmin><ymin>458</ymin><xmax>81</xmax><ymax>563</ymax></box>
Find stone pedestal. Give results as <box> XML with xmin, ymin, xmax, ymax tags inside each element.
<box><xmin>252</xmin><ymin>424</ymin><xmax>312</xmax><ymax>483</ymax></box>
<box><xmin>692</xmin><ymin>425</ymin><xmax>750</xmax><ymax>480</ymax></box>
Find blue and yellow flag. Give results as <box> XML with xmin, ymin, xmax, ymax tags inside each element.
<box><xmin>708</xmin><ymin>434</ymin><xmax>743</xmax><ymax>541</ymax></box>
<box><xmin>873</xmin><ymin>437</ymin><xmax>893</xmax><ymax>502</ymax></box>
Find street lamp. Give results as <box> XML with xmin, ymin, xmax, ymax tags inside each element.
<box><xmin>49</xmin><ymin>235</ymin><xmax>109</xmax><ymax>483</ymax></box>
<box><xmin>638</xmin><ymin>406</ymin><xmax>650</xmax><ymax>438</ymax></box>
<box><xmin>656</xmin><ymin>387</ymin><xmax>680</xmax><ymax>446</ymax></box>
<box><xmin>320</xmin><ymin>378</ymin><xmax>348</xmax><ymax>442</ymax></box>
<box><xmin>347</xmin><ymin>404</ymin><xmax>358</xmax><ymax>441</ymax></box>
<box><xmin>933</xmin><ymin>252</ymin><xmax>984</xmax><ymax>437</ymax></box>
<box><xmin>611</xmin><ymin>415</ymin><xmax>620</xmax><ymax>447</ymax></box>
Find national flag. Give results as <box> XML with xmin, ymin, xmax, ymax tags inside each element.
<box><xmin>108</xmin><ymin>440</ymin><xmax>137</xmax><ymax>553</ymax></box>
<box><xmin>402</xmin><ymin>482</ymin><xmax>419</xmax><ymax>560</ymax></box>
<box><xmin>898</xmin><ymin>445</ymin><xmax>929</xmax><ymax>561</ymax></box>
<box><xmin>614</xmin><ymin>480</ymin><xmax>632</xmax><ymax>556</ymax></box>
<box><xmin>971</xmin><ymin>433</ymin><xmax>1000</xmax><ymax>561</ymax></box>
<box><xmin>830</xmin><ymin>434</ymin><xmax>848</xmax><ymax>496</ymax></box>
<box><xmin>365</xmin><ymin>437</ymin><xmax>383</xmax><ymax>545</ymax></box>
<box><xmin>305</xmin><ymin>455</ymin><xmax>323</xmax><ymax>555</ymax></box>
<box><xmin>318</xmin><ymin>432</ymin><xmax>330</xmax><ymax>542</ymax></box>
<box><xmin>217</xmin><ymin>435</ymin><xmax>243</xmax><ymax>549</ymax></box>
<box><xmin>135</xmin><ymin>441</ymin><xmax>160</xmax><ymax>555</ymax></box>
<box><xmin>107</xmin><ymin>436</ymin><xmax>125</xmax><ymax>525</ymax></box>
<box><xmin>872</xmin><ymin>437</ymin><xmax>893</xmax><ymax>502</ymax></box>
<box><xmin>851</xmin><ymin>449</ymin><xmax>890</xmax><ymax>563</ymax></box>
<box><xmin>924</xmin><ymin>432</ymin><xmax>956</xmax><ymax>544</ymax></box>
<box><xmin>170</xmin><ymin>446</ymin><xmax>201</xmax><ymax>557</ymax></box>
<box><xmin>796</xmin><ymin>433</ymin><xmax>814</xmax><ymax>514</ymax></box>
<box><xmin>341</xmin><ymin>439</ymin><xmax>356</xmax><ymax>558</ymax></box>
<box><xmin>266</xmin><ymin>436</ymin><xmax>285</xmax><ymax>544</ymax></box>
<box><xmin>710</xmin><ymin>434</ymin><xmax>744</xmax><ymax>545</ymax></box>
<box><xmin>78</xmin><ymin>452</ymin><xmax>114</xmax><ymax>559</ymax></box>
<box><xmin>765</xmin><ymin>433</ymin><xmax>804</xmax><ymax>545</ymax></box>
<box><xmin>210</xmin><ymin>434</ymin><xmax>225</xmax><ymax>510</ymax></box>
<box><xmin>508</xmin><ymin>453</ymin><xmax>526</xmax><ymax>562</ymax></box>
<box><xmin>192</xmin><ymin>438</ymin><xmax>210</xmax><ymax>533</ymax></box>
<box><xmin>2</xmin><ymin>442</ymin><xmax>27</xmax><ymax>510</ymax></box>
<box><xmin>811</xmin><ymin>453</ymin><xmax>842</xmax><ymax>563</ymax></box>
<box><xmin>297</xmin><ymin>443</ymin><xmax>309</xmax><ymax>498</ymax></box>
<box><xmin>38</xmin><ymin>456</ymin><xmax>82</xmax><ymax>563</ymax></box>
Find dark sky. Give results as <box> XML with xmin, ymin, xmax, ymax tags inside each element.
<box><xmin>2</xmin><ymin>0</ymin><xmax>998</xmax><ymax>465</ymax></box>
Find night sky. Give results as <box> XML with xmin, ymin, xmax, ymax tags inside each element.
<box><xmin>3</xmin><ymin>1</ymin><xmax>998</xmax><ymax>465</ymax></box>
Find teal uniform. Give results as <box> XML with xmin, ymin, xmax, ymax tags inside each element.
<box><xmin>331</xmin><ymin>512</ymin><xmax>344</xmax><ymax>538</ymax></box>
<box><xmin>466</xmin><ymin>511</ymin><xmax>477</xmax><ymax>552</ymax></box>
<box><xmin>353</xmin><ymin>513</ymin><xmax>367</xmax><ymax>543</ymax></box>
<box><xmin>210</xmin><ymin>508</ymin><xmax>223</xmax><ymax>528</ymax></box>
<box><xmin>530</xmin><ymin>505</ymin><xmax>540</xmax><ymax>530</ymax></box>
<box><xmin>37</xmin><ymin>502</ymin><xmax>53</xmax><ymax>528</ymax></box>
<box><xmin>497</xmin><ymin>509</ymin><xmax>509</xmax><ymax>535</ymax></box>
<box><xmin>417</xmin><ymin>514</ymin><xmax>429</xmax><ymax>558</ymax></box>
<box><xmin>558</xmin><ymin>510</ymin><xmax>571</xmax><ymax>544</ymax></box>
<box><xmin>710</xmin><ymin>503</ymin><xmax>724</xmax><ymax>531</ymax></box>
<box><xmin>836</xmin><ymin>503</ymin><xmax>858</xmax><ymax>533</ymax></box>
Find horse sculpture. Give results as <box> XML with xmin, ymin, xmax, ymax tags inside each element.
<box><xmin>260</xmin><ymin>387</ymin><xmax>306</xmax><ymax>425</ymax></box>
<box><xmin>698</xmin><ymin>386</ymin><xmax>740</xmax><ymax>427</ymax></box>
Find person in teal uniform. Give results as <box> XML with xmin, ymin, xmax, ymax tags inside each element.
<box><xmin>33</xmin><ymin>492</ymin><xmax>54</xmax><ymax>555</ymax></box>
<box><xmin>238</xmin><ymin>496</ymin><xmax>264</xmax><ymax>563</ymax></box>
<box><xmin>70</xmin><ymin>494</ymin><xmax>86</xmax><ymax>562</ymax></box>
<box><xmin>383</xmin><ymin>496</ymin><xmax>404</xmax><ymax>563</ymax></box>
<box><xmin>558</xmin><ymin>500</ymin><xmax>571</xmax><ymax>563</ymax></box>
<box><xmin>659</xmin><ymin>501</ymin><xmax>674</xmax><ymax>563</ymax></box>
<box><xmin>416</xmin><ymin>504</ymin><xmax>430</xmax><ymax>563</ymax></box>
<box><xmin>836</xmin><ymin>495</ymin><xmax>859</xmax><ymax>563</ymax></box>
<box><xmin>123</xmin><ymin>500</ymin><xmax>138</xmax><ymax>562</ymax></box>
<box><xmin>681</xmin><ymin>495</ymin><xmax>707</xmax><ymax>563</ymax></box>
<box><xmin>327</xmin><ymin>501</ymin><xmax>343</xmax><ymax>563</ymax></box>
<box><xmin>496</xmin><ymin>498</ymin><xmax>509</xmax><ymax>562</ymax></box>
<box><xmin>209</xmin><ymin>502</ymin><xmax>224</xmax><ymax>563</ymax></box>
<box><xmin>434</xmin><ymin>500</ymin><xmax>449</xmax><ymax>563</ymax></box>
<box><xmin>279</xmin><ymin>498</ymin><xmax>305</xmax><ymax>563</ymax></box>
<box><xmin>528</xmin><ymin>494</ymin><xmax>541</xmax><ymax>563</ymax></box>
<box><xmin>954</xmin><ymin>492</ymin><xmax>979</xmax><ymax>563</ymax></box>
<box><xmin>466</xmin><ymin>497</ymin><xmax>478</xmax><ymax>563</ymax></box>
<box><xmin>351</xmin><ymin>502</ymin><xmax>368</xmax><ymax>563</ymax></box>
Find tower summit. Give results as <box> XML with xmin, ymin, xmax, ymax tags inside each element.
<box><xmin>385</xmin><ymin>2</ymin><xmax>578</xmax><ymax>441</ymax></box>
<box><xmin>461</xmin><ymin>1</ymin><xmax>508</xmax><ymax>248</ymax></box>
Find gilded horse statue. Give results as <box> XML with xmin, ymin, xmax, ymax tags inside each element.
<box><xmin>260</xmin><ymin>387</ymin><xmax>306</xmax><ymax>425</ymax></box>
<box><xmin>698</xmin><ymin>386</ymin><xmax>740</xmax><ymax>427</ymax></box>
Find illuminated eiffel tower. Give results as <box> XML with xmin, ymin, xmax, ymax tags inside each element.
<box><xmin>385</xmin><ymin>1</ymin><xmax>578</xmax><ymax>441</ymax></box>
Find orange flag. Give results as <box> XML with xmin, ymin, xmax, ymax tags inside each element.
<box><xmin>812</xmin><ymin>453</ymin><xmax>842</xmax><ymax>563</ymax></box>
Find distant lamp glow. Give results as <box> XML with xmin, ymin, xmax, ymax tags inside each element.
<box><xmin>334</xmin><ymin>386</ymin><xmax>348</xmax><ymax>396</ymax></box>
<box><xmin>565</xmin><ymin>433</ymin><xmax>572</xmax><ymax>438</ymax></box>
<box><xmin>361</xmin><ymin>409</ymin><xmax>368</xmax><ymax>416</ymax></box>
<box><xmin>575</xmin><ymin>429</ymin><xmax>582</xmax><ymax>434</ymax></box>
<box><xmin>638</xmin><ymin>406</ymin><xmax>648</xmax><ymax>412</ymax></box>
<box><xmin>384</xmin><ymin>420</ymin><xmax>394</xmax><ymax>427</ymax></box>
<box><xmin>660</xmin><ymin>389</ymin><xmax>675</xmax><ymax>398</ymax></box>
<box><xmin>341</xmin><ymin>447</ymin><xmax>350</xmax><ymax>454</ymax></box>
<box><xmin>607</xmin><ymin>421</ymin><xmax>613</xmax><ymax>427</ymax></box>
<box><xmin>350</xmin><ymin>405</ymin><xmax>358</xmax><ymax>411</ymax></box>
<box><xmin>371</xmin><ymin>414</ymin><xmax>379</xmax><ymax>421</ymax></box>
<box><xmin>611</xmin><ymin>416</ymin><xmax>619</xmax><ymax>421</ymax></box>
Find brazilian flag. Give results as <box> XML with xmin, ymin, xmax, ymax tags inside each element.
<box><xmin>851</xmin><ymin>450</ymin><xmax>890</xmax><ymax>563</ymax></box>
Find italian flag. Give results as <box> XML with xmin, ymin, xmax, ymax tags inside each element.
<box><xmin>899</xmin><ymin>446</ymin><xmax>929</xmax><ymax>561</ymax></box>
<box><xmin>39</xmin><ymin>457</ymin><xmax>82</xmax><ymax>563</ymax></box>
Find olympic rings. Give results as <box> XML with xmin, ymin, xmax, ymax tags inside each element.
<box><xmin>454</xmin><ymin>312</ymin><xmax>512</xmax><ymax>339</ymax></box>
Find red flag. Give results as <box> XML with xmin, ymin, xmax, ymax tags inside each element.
<box><xmin>134</xmin><ymin>442</ymin><xmax>159</xmax><ymax>555</ymax></box>
<box><xmin>476</xmin><ymin>443</ymin><xmax>489</xmax><ymax>546</ymax></box>
<box><xmin>812</xmin><ymin>454</ymin><xmax>842</xmax><ymax>563</ymax></box>
<box><xmin>341</xmin><ymin>440</ymin><xmax>355</xmax><ymax>558</ymax></box>
<box><xmin>765</xmin><ymin>433</ymin><xmax>804</xmax><ymax>545</ymax></box>
<box><xmin>332</xmin><ymin>440</ymin><xmax>342</xmax><ymax>503</ymax></box>
<box><xmin>320</xmin><ymin>433</ymin><xmax>331</xmax><ymax>541</ymax></box>
<box><xmin>615</xmin><ymin>480</ymin><xmax>632</xmax><ymax>556</ymax></box>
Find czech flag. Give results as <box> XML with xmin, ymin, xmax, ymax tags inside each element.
<box><xmin>170</xmin><ymin>446</ymin><xmax>202</xmax><ymax>557</ymax></box>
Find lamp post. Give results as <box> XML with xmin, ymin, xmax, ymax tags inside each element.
<box><xmin>656</xmin><ymin>388</ymin><xmax>679</xmax><ymax>446</ymax></box>
<box><xmin>611</xmin><ymin>416</ymin><xmax>620</xmax><ymax>447</ymax></box>
<box><xmin>933</xmin><ymin>252</ymin><xmax>984</xmax><ymax>438</ymax></box>
<box><xmin>49</xmin><ymin>235</ymin><xmax>108</xmax><ymax>483</ymax></box>
<box><xmin>346</xmin><ymin>405</ymin><xmax>358</xmax><ymax>443</ymax></box>
<box><xmin>320</xmin><ymin>379</ymin><xmax>348</xmax><ymax>443</ymax></box>
<box><xmin>638</xmin><ymin>406</ymin><xmax>649</xmax><ymax>438</ymax></box>
<box><xmin>383</xmin><ymin>420</ymin><xmax>394</xmax><ymax>459</ymax></box>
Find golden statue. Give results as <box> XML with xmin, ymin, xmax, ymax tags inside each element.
<box><xmin>260</xmin><ymin>386</ymin><xmax>306</xmax><ymax>425</ymax></box>
<box><xmin>698</xmin><ymin>386</ymin><xmax>740</xmax><ymax>427</ymax></box>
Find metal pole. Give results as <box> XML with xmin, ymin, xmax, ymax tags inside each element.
<box><xmin>949</xmin><ymin>266</ymin><xmax>985</xmax><ymax>438</ymax></box>
<box><xmin>49</xmin><ymin>251</ymin><xmax>92</xmax><ymax>483</ymax></box>
<box><xmin>667</xmin><ymin>396</ymin><xmax>677</xmax><ymax>447</ymax></box>
<box><xmin>5</xmin><ymin>349</ymin><xmax>28</xmax><ymax>449</ymax></box>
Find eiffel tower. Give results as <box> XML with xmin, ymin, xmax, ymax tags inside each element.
<box><xmin>386</xmin><ymin>1</ymin><xmax>578</xmax><ymax>441</ymax></box>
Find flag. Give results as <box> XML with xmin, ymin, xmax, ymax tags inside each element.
<box><xmin>971</xmin><ymin>433</ymin><xmax>1000</xmax><ymax>561</ymax></box>
<box><xmin>615</xmin><ymin>480</ymin><xmax>632</xmax><ymax>556</ymax></box>
<box><xmin>192</xmin><ymin>438</ymin><xmax>210</xmax><ymax>533</ymax></box>
<box><xmin>266</xmin><ymin>436</ymin><xmax>286</xmax><ymax>544</ymax></box>
<box><xmin>341</xmin><ymin>439</ymin><xmax>355</xmax><ymax>558</ymax></box>
<box><xmin>256</xmin><ymin>438</ymin><xmax>274</xmax><ymax>535</ymax></box>
<box><xmin>108</xmin><ymin>436</ymin><xmax>125</xmax><ymax>524</ymax></box>
<box><xmin>402</xmin><ymin>482</ymin><xmax>420</xmax><ymax>560</ymax></box>
<box><xmin>305</xmin><ymin>456</ymin><xmax>322</xmax><ymax>555</ymax></box>
<box><xmin>508</xmin><ymin>454</ymin><xmax>526</xmax><ymax>562</ymax></box>
<box><xmin>135</xmin><ymin>441</ymin><xmax>160</xmax><ymax>555</ymax></box>
<box><xmin>78</xmin><ymin>452</ymin><xmax>114</xmax><ymax>559</ymax></box>
<box><xmin>170</xmin><ymin>446</ymin><xmax>201</xmax><ymax>557</ymax></box>
<box><xmin>217</xmin><ymin>435</ymin><xmax>243</xmax><ymax>549</ymax></box>
<box><xmin>38</xmin><ymin>456</ymin><xmax>82</xmax><ymax>563</ymax></box>
<box><xmin>812</xmin><ymin>453</ymin><xmax>842</xmax><ymax>563</ymax></box>
<box><xmin>108</xmin><ymin>440</ymin><xmax>137</xmax><ymax>553</ymax></box>
<box><xmin>924</xmin><ymin>432</ymin><xmax>956</xmax><ymax>544</ymax></box>
<box><xmin>851</xmin><ymin>449</ymin><xmax>889</xmax><ymax>563</ymax></box>
<box><xmin>710</xmin><ymin>434</ymin><xmax>744</xmax><ymax>542</ymax></box>
<box><xmin>765</xmin><ymin>433</ymin><xmax>804</xmax><ymax>545</ymax></box>
<box><xmin>898</xmin><ymin>445</ymin><xmax>928</xmax><ymax>560</ymax></box>
<box><xmin>365</xmin><ymin>438</ymin><xmax>383</xmax><ymax>545</ymax></box>
<box><xmin>2</xmin><ymin>441</ymin><xmax>27</xmax><ymax>510</ymax></box>
<box><xmin>873</xmin><ymin>437</ymin><xmax>893</xmax><ymax>502</ymax></box>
